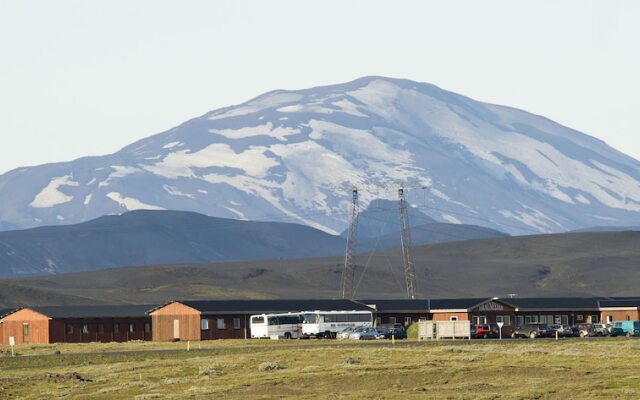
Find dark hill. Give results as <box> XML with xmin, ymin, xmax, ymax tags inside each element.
<box><xmin>0</xmin><ymin>210</ymin><xmax>507</xmax><ymax>277</ymax></box>
<box><xmin>1</xmin><ymin>231</ymin><xmax>638</xmax><ymax>307</ymax></box>
<box><xmin>0</xmin><ymin>210</ymin><xmax>347</xmax><ymax>276</ymax></box>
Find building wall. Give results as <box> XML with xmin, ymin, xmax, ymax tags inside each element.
<box><xmin>151</xmin><ymin>302</ymin><xmax>201</xmax><ymax>341</ymax></box>
<box><xmin>49</xmin><ymin>318</ymin><xmax>151</xmax><ymax>343</ymax></box>
<box><xmin>200</xmin><ymin>315</ymin><xmax>249</xmax><ymax>340</ymax></box>
<box><xmin>374</xmin><ymin>312</ymin><xmax>430</xmax><ymax>327</ymax></box>
<box><xmin>514</xmin><ymin>310</ymin><xmax>600</xmax><ymax>326</ymax></box>
<box><xmin>0</xmin><ymin>309</ymin><xmax>50</xmax><ymax>345</ymax></box>
<box><xmin>601</xmin><ymin>310</ymin><xmax>640</xmax><ymax>323</ymax></box>
<box><xmin>432</xmin><ymin>312</ymin><xmax>469</xmax><ymax>321</ymax></box>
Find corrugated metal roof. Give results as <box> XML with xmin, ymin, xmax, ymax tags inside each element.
<box><xmin>176</xmin><ymin>299</ymin><xmax>374</xmax><ymax>314</ymax></box>
<box><xmin>28</xmin><ymin>305</ymin><xmax>154</xmax><ymax>318</ymax></box>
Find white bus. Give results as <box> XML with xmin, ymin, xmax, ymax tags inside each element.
<box><xmin>249</xmin><ymin>313</ymin><xmax>304</xmax><ymax>339</ymax></box>
<box><xmin>302</xmin><ymin>310</ymin><xmax>373</xmax><ymax>338</ymax></box>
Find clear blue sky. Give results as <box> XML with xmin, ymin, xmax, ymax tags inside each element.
<box><xmin>1</xmin><ymin>0</ymin><xmax>638</xmax><ymax>174</ymax></box>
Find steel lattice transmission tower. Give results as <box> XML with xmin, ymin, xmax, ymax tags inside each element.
<box><xmin>398</xmin><ymin>188</ymin><xmax>417</xmax><ymax>299</ymax></box>
<box><xmin>340</xmin><ymin>187</ymin><xmax>359</xmax><ymax>299</ymax></box>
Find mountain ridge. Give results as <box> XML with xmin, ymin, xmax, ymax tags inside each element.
<box><xmin>1</xmin><ymin>76</ymin><xmax>639</xmax><ymax>235</ymax></box>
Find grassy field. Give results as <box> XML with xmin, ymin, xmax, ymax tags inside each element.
<box><xmin>1</xmin><ymin>338</ymin><xmax>640</xmax><ymax>399</ymax></box>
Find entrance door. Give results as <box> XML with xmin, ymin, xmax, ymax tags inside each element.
<box><xmin>173</xmin><ymin>319</ymin><xmax>180</xmax><ymax>340</ymax></box>
<box><xmin>23</xmin><ymin>323</ymin><xmax>30</xmax><ymax>344</ymax></box>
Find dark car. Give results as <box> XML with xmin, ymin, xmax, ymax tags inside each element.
<box><xmin>474</xmin><ymin>324</ymin><xmax>500</xmax><ymax>339</ymax></box>
<box><xmin>378</xmin><ymin>323</ymin><xmax>407</xmax><ymax>339</ymax></box>
<box><xmin>511</xmin><ymin>323</ymin><xmax>550</xmax><ymax>339</ymax></box>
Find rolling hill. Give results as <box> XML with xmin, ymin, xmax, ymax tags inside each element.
<box><xmin>0</xmin><ymin>209</ymin><xmax>507</xmax><ymax>276</ymax></box>
<box><xmin>1</xmin><ymin>231</ymin><xmax>638</xmax><ymax>307</ymax></box>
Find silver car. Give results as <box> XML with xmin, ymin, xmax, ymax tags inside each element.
<box><xmin>337</xmin><ymin>326</ymin><xmax>355</xmax><ymax>339</ymax></box>
<box><xmin>351</xmin><ymin>327</ymin><xmax>378</xmax><ymax>340</ymax></box>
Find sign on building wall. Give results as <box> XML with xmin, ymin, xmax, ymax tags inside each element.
<box><xmin>478</xmin><ymin>302</ymin><xmax>505</xmax><ymax>312</ymax></box>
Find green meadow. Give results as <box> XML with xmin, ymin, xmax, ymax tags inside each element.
<box><xmin>1</xmin><ymin>338</ymin><xmax>639</xmax><ymax>399</ymax></box>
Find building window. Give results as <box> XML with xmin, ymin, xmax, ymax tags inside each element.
<box><xmin>233</xmin><ymin>318</ymin><xmax>241</xmax><ymax>329</ymax></box>
<box><xmin>389</xmin><ymin>317</ymin><xmax>397</xmax><ymax>324</ymax></box>
<box><xmin>525</xmin><ymin>315</ymin><xmax>538</xmax><ymax>324</ymax></box>
<box><xmin>607</xmin><ymin>315</ymin><xmax>613</xmax><ymax>323</ymax></box>
<box><xmin>144</xmin><ymin>323</ymin><xmax>150</xmax><ymax>334</ymax></box>
<box><xmin>129</xmin><ymin>323</ymin><xmax>135</xmax><ymax>333</ymax></box>
<box><xmin>561</xmin><ymin>315</ymin><xmax>568</xmax><ymax>325</ymax></box>
<box><xmin>472</xmin><ymin>316</ymin><xmax>487</xmax><ymax>325</ymax></box>
<box><xmin>405</xmin><ymin>317</ymin><xmax>412</xmax><ymax>326</ymax></box>
<box><xmin>450</xmin><ymin>316</ymin><xmax>458</xmax><ymax>321</ymax></box>
<box><xmin>516</xmin><ymin>316</ymin><xmax>524</xmax><ymax>326</ymax></box>
<box><xmin>98</xmin><ymin>324</ymin><xmax>104</xmax><ymax>334</ymax></box>
<box><xmin>201</xmin><ymin>319</ymin><xmax>209</xmax><ymax>330</ymax></box>
<box><xmin>577</xmin><ymin>314</ymin><xmax>583</xmax><ymax>321</ymax></box>
<box><xmin>66</xmin><ymin>324</ymin><xmax>73</xmax><ymax>335</ymax></box>
<box><xmin>114</xmin><ymin>323</ymin><xmax>120</xmax><ymax>333</ymax></box>
<box><xmin>627</xmin><ymin>315</ymin><xmax>631</xmax><ymax>321</ymax></box>
<box><xmin>375</xmin><ymin>317</ymin><xmax>381</xmax><ymax>326</ymax></box>
<box><xmin>496</xmin><ymin>315</ymin><xmax>511</xmax><ymax>326</ymax></box>
<box><xmin>217</xmin><ymin>318</ymin><xmax>225</xmax><ymax>329</ymax></box>
<box><xmin>82</xmin><ymin>324</ymin><xmax>89</xmax><ymax>334</ymax></box>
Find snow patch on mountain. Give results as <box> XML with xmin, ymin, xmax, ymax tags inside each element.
<box><xmin>145</xmin><ymin>144</ymin><xmax>278</xmax><ymax>179</ymax></box>
<box><xmin>210</xmin><ymin>122</ymin><xmax>300</xmax><ymax>141</ymax></box>
<box><xmin>106</xmin><ymin>192</ymin><xmax>164</xmax><ymax>211</ymax></box>
<box><xmin>30</xmin><ymin>175</ymin><xmax>79</xmax><ymax>208</ymax></box>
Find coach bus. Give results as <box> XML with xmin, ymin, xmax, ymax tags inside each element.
<box><xmin>249</xmin><ymin>313</ymin><xmax>304</xmax><ymax>339</ymax></box>
<box><xmin>301</xmin><ymin>310</ymin><xmax>373</xmax><ymax>338</ymax></box>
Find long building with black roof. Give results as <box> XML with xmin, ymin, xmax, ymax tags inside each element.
<box><xmin>1</xmin><ymin>296</ymin><xmax>640</xmax><ymax>344</ymax></box>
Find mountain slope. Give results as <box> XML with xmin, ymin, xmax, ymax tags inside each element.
<box><xmin>1</xmin><ymin>76</ymin><xmax>639</xmax><ymax>234</ymax></box>
<box><xmin>2</xmin><ymin>231</ymin><xmax>638</xmax><ymax>307</ymax></box>
<box><xmin>0</xmin><ymin>209</ymin><xmax>507</xmax><ymax>277</ymax></box>
<box><xmin>0</xmin><ymin>210</ymin><xmax>347</xmax><ymax>276</ymax></box>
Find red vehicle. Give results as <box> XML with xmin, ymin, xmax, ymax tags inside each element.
<box><xmin>474</xmin><ymin>324</ymin><xmax>500</xmax><ymax>339</ymax></box>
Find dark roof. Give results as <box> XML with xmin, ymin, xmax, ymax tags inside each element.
<box><xmin>165</xmin><ymin>299</ymin><xmax>374</xmax><ymax>315</ymax></box>
<box><xmin>359</xmin><ymin>298</ymin><xmax>493</xmax><ymax>312</ymax></box>
<box><xmin>506</xmin><ymin>297</ymin><xmax>601</xmax><ymax>310</ymax></box>
<box><xmin>28</xmin><ymin>305</ymin><xmax>154</xmax><ymax>318</ymax></box>
<box><xmin>0</xmin><ymin>308</ymin><xmax>17</xmax><ymax>319</ymax></box>
<box><xmin>599</xmin><ymin>299</ymin><xmax>640</xmax><ymax>308</ymax></box>
<box><xmin>358</xmin><ymin>299</ymin><xmax>432</xmax><ymax>312</ymax></box>
<box><xmin>428</xmin><ymin>298</ymin><xmax>495</xmax><ymax>310</ymax></box>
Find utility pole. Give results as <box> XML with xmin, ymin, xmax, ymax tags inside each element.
<box><xmin>340</xmin><ymin>187</ymin><xmax>358</xmax><ymax>299</ymax></box>
<box><xmin>398</xmin><ymin>188</ymin><xmax>417</xmax><ymax>299</ymax></box>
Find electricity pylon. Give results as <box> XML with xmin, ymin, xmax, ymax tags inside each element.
<box><xmin>398</xmin><ymin>188</ymin><xmax>417</xmax><ymax>299</ymax></box>
<box><xmin>340</xmin><ymin>187</ymin><xmax>358</xmax><ymax>299</ymax></box>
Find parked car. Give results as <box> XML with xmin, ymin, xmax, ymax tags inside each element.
<box><xmin>511</xmin><ymin>323</ymin><xmax>549</xmax><ymax>339</ymax></box>
<box><xmin>577</xmin><ymin>323</ymin><xmax>596</xmax><ymax>338</ymax></box>
<box><xmin>378</xmin><ymin>323</ymin><xmax>407</xmax><ymax>339</ymax></box>
<box><xmin>592</xmin><ymin>323</ymin><xmax>611</xmax><ymax>336</ymax></box>
<box><xmin>548</xmin><ymin>324</ymin><xmax>574</xmax><ymax>337</ymax></box>
<box><xmin>610</xmin><ymin>321</ymin><xmax>640</xmax><ymax>337</ymax></box>
<box><xmin>337</xmin><ymin>326</ymin><xmax>355</xmax><ymax>339</ymax></box>
<box><xmin>347</xmin><ymin>326</ymin><xmax>366</xmax><ymax>339</ymax></box>
<box><xmin>474</xmin><ymin>324</ymin><xmax>500</xmax><ymax>339</ymax></box>
<box><xmin>351</xmin><ymin>327</ymin><xmax>378</xmax><ymax>340</ymax></box>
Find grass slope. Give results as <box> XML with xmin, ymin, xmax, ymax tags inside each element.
<box><xmin>1</xmin><ymin>339</ymin><xmax>640</xmax><ymax>399</ymax></box>
<box><xmin>0</xmin><ymin>231</ymin><xmax>639</xmax><ymax>307</ymax></box>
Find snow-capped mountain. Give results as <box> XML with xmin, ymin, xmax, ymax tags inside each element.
<box><xmin>2</xmin><ymin>76</ymin><xmax>640</xmax><ymax>235</ymax></box>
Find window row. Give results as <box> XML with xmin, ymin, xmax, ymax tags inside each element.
<box><xmin>65</xmin><ymin>322</ymin><xmax>150</xmax><ymax>335</ymax></box>
<box><xmin>201</xmin><ymin>318</ymin><xmax>241</xmax><ymax>330</ymax></box>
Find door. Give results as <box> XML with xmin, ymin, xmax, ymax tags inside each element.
<box><xmin>23</xmin><ymin>323</ymin><xmax>30</xmax><ymax>344</ymax></box>
<box><xmin>173</xmin><ymin>319</ymin><xmax>180</xmax><ymax>340</ymax></box>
